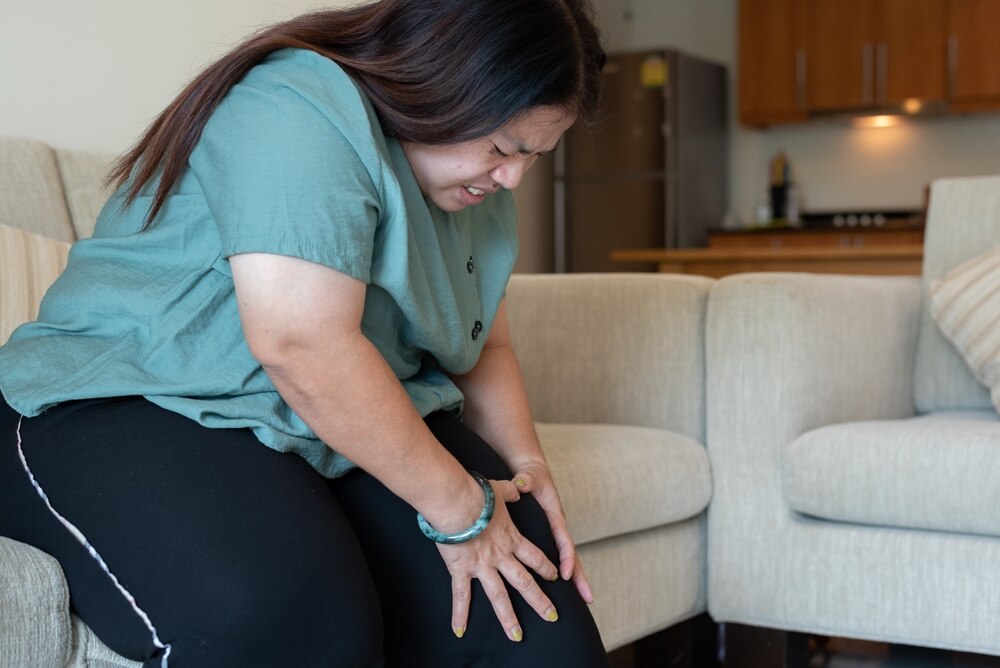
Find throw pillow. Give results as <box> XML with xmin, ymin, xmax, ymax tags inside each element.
<box><xmin>0</xmin><ymin>223</ymin><xmax>70</xmax><ymax>344</ymax></box>
<box><xmin>928</xmin><ymin>245</ymin><xmax>1000</xmax><ymax>414</ymax></box>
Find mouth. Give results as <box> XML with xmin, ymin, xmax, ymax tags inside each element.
<box><xmin>464</xmin><ymin>185</ymin><xmax>487</xmax><ymax>196</ymax></box>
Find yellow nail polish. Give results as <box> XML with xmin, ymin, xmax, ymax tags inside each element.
<box><xmin>545</xmin><ymin>608</ymin><xmax>559</xmax><ymax>622</ymax></box>
<box><xmin>511</xmin><ymin>626</ymin><xmax>523</xmax><ymax>642</ymax></box>
<box><xmin>454</xmin><ymin>626</ymin><xmax>465</xmax><ymax>639</ymax></box>
<box><xmin>514</xmin><ymin>477</ymin><xmax>527</xmax><ymax>488</ymax></box>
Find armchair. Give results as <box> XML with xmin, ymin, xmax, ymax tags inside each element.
<box><xmin>705</xmin><ymin>174</ymin><xmax>1000</xmax><ymax>659</ymax></box>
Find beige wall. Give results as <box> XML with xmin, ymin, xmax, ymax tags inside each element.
<box><xmin>0</xmin><ymin>0</ymin><xmax>338</xmax><ymax>152</ymax></box>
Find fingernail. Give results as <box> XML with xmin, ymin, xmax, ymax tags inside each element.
<box><xmin>511</xmin><ymin>626</ymin><xmax>523</xmax><ymax>642</ymax></box>
<box><xmin>514</xmin><ymin>477</ymin><xmax>527</xmax><ymax>488</ymax></box>
<box><xmin>549</xmin><ymin>573</ymin><xmax>559</xmax><ymax>582</ymax></box>
<box><xmin>454</xmin><ymin>626</ymin><xmax>465</xmax><ymax>638</ymax></box>
<box><xmin>545</xmin><ymin>608</ymin><xmax>559</xmax><ymax>622</ymax></box>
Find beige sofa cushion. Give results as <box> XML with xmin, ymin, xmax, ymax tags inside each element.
<box><xmin>539</xmin><ymin>423</ymin><xmax>711</xmax><ymax>545</ymax></box>
<box><xmin>929</xmin><ymin>245</ymin><xmax>1000</xmax><ymax>415</ymax></box>
<box><xmin>0</xmin><ymin>137</ymin><xmax>76</xmax><ymax>243</ymax></box>
<box><xmin>0</xmin><ymin>537</ymin><xmax>72</xmax><ymax>667</ymax></box>
<box><xmin>55</xmin><ymin>148</ymin><xmax>115</xmax><ymax>240</ymax></box>
<box><xmin>914</xmin><ymin>175</ymin><xmax>1000</xmax><ymax>413</ymax></box>
<box><xmin>0</xmin><ymin>223</ymin><xmax>70</xmax><ymax>344</ymax></box>
<box><xmin>782</xmin><ymin>411</ymin><xmax>1000</xmax><ymax>537</ymax></box>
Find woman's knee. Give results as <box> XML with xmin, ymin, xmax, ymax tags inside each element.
<box><xmin>162</xmin><ymin>561</ymin><xmax>384</xmax><ymax>666</ymax></box>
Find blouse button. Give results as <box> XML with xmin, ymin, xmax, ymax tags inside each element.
<box><xmin>471</xmin><ymin>320</ymin><xmax>483</xmax><ymax>340</ymax></box>
<box><xmin>467</xmin><ymin>256</ymin><xmax>475</xmax><ymax>274</ymax></box>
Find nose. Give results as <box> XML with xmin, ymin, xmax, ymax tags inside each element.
<box><xmin>490</xmin><ymin>158</ymin><xmax>532</xmax><ymax>191</ymax></box>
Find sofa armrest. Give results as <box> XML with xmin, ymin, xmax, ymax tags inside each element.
<box><xmin>505</xmin><ymin>273</ymin><xmax>713</xmax><ymax>442</ymax></box>
<box><xmin>0</xmin><ymin>536</ymin><xmax>72</xmax><ymax>666</ymax></box>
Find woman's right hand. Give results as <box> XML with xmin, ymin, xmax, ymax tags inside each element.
<box><xmin>435</xmin><ymin>479</ymin><xmax>560</xmax><ymax>642</ymax></box>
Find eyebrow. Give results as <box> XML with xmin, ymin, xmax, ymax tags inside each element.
<box><xmin>499</xmin><ymin>132</ymin><xmax>560</xmax><ymax>157</ymax></box>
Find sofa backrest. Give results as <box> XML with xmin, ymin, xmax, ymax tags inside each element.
<box><xmin>0</xmin><ymin>137</ymin><xmax>76</xmax><ymax>243</ymax></box>
<box><xmin>54</xmin><ymin>148</ymin><xmax>115</xmax><ymax>240</ymax></box>
<box><xmin>505</xmin><ymin>273</ymin><xmax>712</xmax><ymax>442</ymax></box>
<box><xmin>913</xmin><ymin>174</ymin><xmax>1000</xmax><ymax>413</ymax></box>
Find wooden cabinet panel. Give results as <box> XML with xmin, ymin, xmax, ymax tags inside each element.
<box><xmin>948</xmin><ymin>0</ymin><xmax>1000</xmax><ymax>107</ymax></box>
<box><xmin>805</xmin><ymin>0</ymin><xmax>875</xmax><ymax>111</ymax></box>
<box><xmin>739</xmin><ymin>0</ymin><xmax>995</xmax><ymax>123</ymax></box>
<box><xmin>805</xmin><ymin>0</ymin><xmax>945</xmax><ymax>110</ymax></box>
<box><xmin>738</xmin><ymin>0</ymin><xmax>807</xmax><ymax>125</ymax></box>
<box><xmin>880</xmin><ymin>0</ymin><xmax>947</xmax><ymax>104</ymax></box>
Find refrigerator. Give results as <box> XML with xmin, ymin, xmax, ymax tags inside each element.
<box><xmin>554</xmin><ymin>49</ymin><xmax>728</xmax><ymax>272</ymax></box>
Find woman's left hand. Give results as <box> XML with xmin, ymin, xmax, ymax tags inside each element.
<box><xmin>510</xmin><ymin>461</ymin><xmax>594</xmax><ymax>604</ymax></box>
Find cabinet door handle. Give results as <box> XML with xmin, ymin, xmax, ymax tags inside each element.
<box><xmin>948</xmin><ymin>35</ymin><xmax>958</xmax><ymax>98</ymax></box>
<box><xmin>877</xmin><ymin>42</ymin><xmax>887</xmax><ymax>106</ymax></box>
<box><xmin>863</xmin><ymin>43</ymin><xmax>874</xmax><ymax>106</ymax></box>
<box><xmin>796</xmin><ymin>50</ymin><xmax>807</xmax><ymax>110</ymax></box>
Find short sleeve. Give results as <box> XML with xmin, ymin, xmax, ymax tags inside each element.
<box><xmin>189</xmin><ymin>58</ymin><xmax>382</xmax><ymax>283</ymax></box>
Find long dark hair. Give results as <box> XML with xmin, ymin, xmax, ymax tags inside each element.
<box><xmin>107</xmin><ymin>0</ymin><xmax>605</xmax><ymax>226</ymax></box>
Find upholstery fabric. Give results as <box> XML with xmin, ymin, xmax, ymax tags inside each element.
<box><xmin>0</xmin><ymin>536</ymin><xmax>72</xmax><ymax>667</ymax></box>
<box><xmin>67</xmin><ymin>616</ymin><xmax>142</xmax><ymax>668</ymax></box>
<box><xmin>914</xmin><ymin>175</ymin><xmax>1000</xmax><ymax>413</ymax></box>
<box><xmin>0</xmin><ymin>137</ymin><xmax>76</xmax><ymax>242</ymax></box>
<box><xmin>506</xmin><ymin>274</ymin><xmax>713</xmax><ymax>442</ymax></box>
<box><xmin>928</xmin><ymin>245</ymin><xmax>1000</xmax><ymax>413</ymax></box>
<box><xmin>539</xmin><ymin>422</ymin><xmax>711</xmax><ymax>545</ymax></box>
<box><xmin>580</xmin><ymin>517</ymin><xmax>706</xmax><ymax>652</ymax></box>
<box><xmin>54</xmin><ymin>148</ymin><xmax>115</xmax><ymax>240</ymax></box>
<box><xmin>783</xmin><ymin>411</ymin><xmax>1000</xmax><ymax>537</ymax></box>
<box><xmin>0</xmin><ymin>223</ymin><xmax>70</xmax><ymax>344</ymax></box>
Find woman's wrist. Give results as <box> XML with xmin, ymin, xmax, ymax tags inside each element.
<box><xmin>417</xmin><ymin>471</ymin><xmax>495</xmax><ymax>544</ymax></box>
<box><xmin>418</xmin><ymin>470</ymin><xmax>488</xmax><ymax>534</ymax></box>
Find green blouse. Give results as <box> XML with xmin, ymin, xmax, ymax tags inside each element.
<box><xmin>0</xmin><ymin>48</ymin><xmax>519</xmax><ymax>478</ymax></box>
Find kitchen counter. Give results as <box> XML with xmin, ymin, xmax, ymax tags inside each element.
<box><xmin>610</xmin><ymin>244</ymin><xmax>924</xmax><ymax>278</ymax></box>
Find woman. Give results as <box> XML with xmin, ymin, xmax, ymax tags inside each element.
<box><xmin>0</xmin><ymin>0</ymin><xmax>609</xmax><ymax>666</ymax></box>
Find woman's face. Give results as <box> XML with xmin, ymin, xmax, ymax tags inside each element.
<box><xmin>401</xmin><ymin>106</ymin><xmax>576</xmax><ymax>212</ymax></box>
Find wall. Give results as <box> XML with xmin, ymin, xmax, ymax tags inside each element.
<box><xmin>0</xmin><ymin>0</ymin><xmax>338</xmax><ymax>153</ymax></box>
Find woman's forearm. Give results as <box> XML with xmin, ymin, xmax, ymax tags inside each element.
<box><xmin>263</xmin><ymin>330</ymin><xmax>484</xmax><ymax>533</ymax></box>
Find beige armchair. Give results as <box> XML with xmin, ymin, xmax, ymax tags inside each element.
<box><xmin>705</xmin><ymin>174</ymin><xmax>1000</xmax><ymax>661</ymax></box>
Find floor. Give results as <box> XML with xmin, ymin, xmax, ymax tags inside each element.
<box><xmin>607</xmin><ymin>631</ymin><xmax>1000</xmax><ymax>668</ymax></box>
<box><xmin>812</xmin><ymin>637</ymin><xmax>1000</xmax><ymax>668</ymax></box>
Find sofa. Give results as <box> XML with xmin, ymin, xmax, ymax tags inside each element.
<box><xmin>0</xmin><ymin>134</ymin><xmax>714</xmax><ymax>666</ymax></box>
<box><xmin>706</xmin><ymin>175</ymin><xmax>1000</xmax><ymax>660</ymax></box>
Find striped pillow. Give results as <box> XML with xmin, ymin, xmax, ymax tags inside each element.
<box><xmin>928</xmin><ymin>245</ymin><xmax>1000</xmax><ymax>414</ymax></box>
<box><xmin>0</xmin><ymin>223</ymin><xmax>70</xmax><ymax>344</ymax></box>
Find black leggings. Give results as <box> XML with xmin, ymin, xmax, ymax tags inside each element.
<box><xmin>0</xmin><ymin>396</ymin><xmax>608</xmax><ymax>667</ymax></box>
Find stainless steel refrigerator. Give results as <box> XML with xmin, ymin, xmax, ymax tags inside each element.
<box><xmin>554</xmin><ymin>49</ymin><xmax>728</xmax><ymax>272</ymax></box>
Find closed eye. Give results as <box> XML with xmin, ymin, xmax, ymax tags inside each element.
<box><xmin>490</xmin><ymin>143</ymin><xmax>509</xmax><ymax>158</ymax></box>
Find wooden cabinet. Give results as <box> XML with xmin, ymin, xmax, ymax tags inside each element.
<box><xmin>805</xmin><ymin>0</ymin><xmax>874</xmax><ymax>111</ymax></box>
<box><xmin>738</xmin><ymin>0</ymin><xmax>807</xmax><ymax>125</ymax></box>
<box><xmin>880</xmin><ymin>0</ymin><xmax>947</xmax><ymax>105</ymax></box>
<box><xmin>805</xmin><ymin>0</ymin><xmax>946</xmax><ymax>111</ymax></box>
<box><xmin>948</xmin><ymin>0</ymin><xmax>1000</xmax><ymax>111</ymax></box>
<box><xmin>739</xmin><ymin>0</ymin><xmax>954</xmax><ymax>124</ymax></box>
